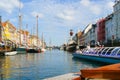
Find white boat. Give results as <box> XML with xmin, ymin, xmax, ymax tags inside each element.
<box><xmin>41</xmin><ymin>48</ymin><xmax>46</xmax><ymax>52</ymax></box>
<box><xmin>5</xmin><ymin>51</ymin><xmax>17</xmax><ymax>56</ymax></box>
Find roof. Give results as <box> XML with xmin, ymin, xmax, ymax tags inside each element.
<box><xmin>2</xmin><ymin>21</ymin><xmax>16</xmax><ymax>30</ymax></box>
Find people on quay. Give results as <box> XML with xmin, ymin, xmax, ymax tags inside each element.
<box><xmin>95</xmin><ymin>41</ymin><xmax>100</xmax><ymax>47</ymax></box>
<box><xmin>0</xmin><ymin>41</ymin><xmax>5</xmax><ymax>48</ymax></box>
<box><xmin>87</xmin><ymin>43</ymin><xmax>91</xmax><ymax>50</ymax></box>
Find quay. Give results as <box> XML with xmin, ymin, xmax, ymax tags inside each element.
<box><xmin>45</xmin><ymin>63</ymin><xmax>120</xmax><ymax>80</ymax></box>
<box><xmin>44</xmin><ymin>73</ymin><xmax>80</xmax><ymax>80</ymax></box>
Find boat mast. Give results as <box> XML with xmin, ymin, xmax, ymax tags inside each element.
<box><xmin>19</xmin><ymin>15</ymin><xmax>22</xmax><ymax>46</ymax></box>
<box><xmin>41</xmin><ymin>33</ymin><xmax>43</xmax><ymax>48</ymax></box>
<box><xmin>25</xmin><ymin>24</ymin><xmax>28</xmax><ymax>46</ymax></box>
<box><xmin>36</xmin><ymin>15</ymin><xmax>39</xmax><ymax>47</ymax></box>
<box><xmin>49</xmin><ymin>38</ymin><xmax>52</xmax><ymax>48</ymax></box>
<box><xmin>0</xmin><ymin>16</ymin><xmax>2</xmax><ymax>42</ymax></box>
<box><xmin>19</xmin><ymin>0</ymin><xmax>22</xmax><ymax>46</ymax></box>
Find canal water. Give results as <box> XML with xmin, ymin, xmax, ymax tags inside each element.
<box><xmin>0</xmin><ymin>49</ymin><xmax>107</xmax><ymax>80</ymax></box>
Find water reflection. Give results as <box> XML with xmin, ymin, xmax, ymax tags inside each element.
<box><xmin>72</xmin><ymin>57</ymin><xmax>108</xmax><ymax>69</ymax></box>
<box><xmin>0</xmin><ymin>50</ymin><xmax>107</xmax><ymax>79</ymax></box>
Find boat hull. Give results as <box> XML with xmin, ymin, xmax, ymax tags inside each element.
<box><xmin>27</xmin><ymin>48</ymin><xmax>40</xmax><ymax>53</ymax></box>
<box><xmin>41</xmin><ymin>48</ymin><xmax>46</xmax><ymax>52</ymax></box>
<box><xmin>72</xmin><ymin>53</ymin><xmax>120</xmax><ymax>64</ymax></box>
<box><xmin>66</xmin><ymin>46</ymin><xmax>76</xmax><ymax>52</ymax></box>
<box><xmin>16</xmin><ymin>47</ymin><xmax>27</xmax><ymax>54</ymax></box>
<box><xmin>5</xmin><ymin>51</ymin><xmax>17</xmax><ymax>56</ymax></box>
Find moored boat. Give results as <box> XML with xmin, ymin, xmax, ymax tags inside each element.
<box><xmin>16</xmin><ymin>46</ymin><xmax>27</xmax><ymax>54</ymax></box>
<box><xmin>73</xmin><ymin>63</ymin><xmax>120</xmax><ymax>80</ymax></box>
<box><xmin>5</xmin><ymin>51</ymin><xmax>17</xmax><ymax>56</ymax></box>
<box><xmin>73</xmin><ymin>47</ymin><xmax>120</xmax><ymax>64</ymax></box>
<box><xmin>41</xmin><ymin>48</ymin><xmax>46</xmax><ymax>52</ymax></box>
<box><xmin>66</xmin><ymin>40</ymin><xmax>77</xmax><ymax>52</ymax></box>
<box><xmin>27</xmin><ymin>47</ymin><xmax>41</xmax><ymax>53</ymax></box>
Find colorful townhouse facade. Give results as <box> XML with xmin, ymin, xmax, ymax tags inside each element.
<box><xmin>0</xmin><ymin>19</ymin><xmax>43</xmax><ymax>48</ymax></box>
<box><xmin>113</xmin><ymin>0</ymin><xmax>120</xmax><ymax>44</ymax></box>
<box><xmin>29</xmin><ymin>35</ymin><xmax>40</xmax><ymax>47</ymax></box>
<box><xmin>17</xmin><ymin>30</ymin><xmax>30</xmax><ymax>46</ymax></box>
<box><xmin>97</xmin><ymin>18</ymin><xmax>106</xmax><ymax>44</ymax></box>
<box><xmin>105</xmin><ymin>13</ymin><xmax>115</xmax><ymax>44</ymax></box>
<box><xmin>2</xmin><ymin>21</ymin><xmax>17</xmax><ymax>44</ymax></box>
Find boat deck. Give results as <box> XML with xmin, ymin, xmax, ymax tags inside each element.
<box><xmin>73</xmin><ymin>63</ymin><xmax>120</xmax><ymax>80</ymax></box>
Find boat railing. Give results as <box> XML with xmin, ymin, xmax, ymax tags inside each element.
<box><xmin>99</xmin><ymin>47</ymin><xmax>109</xmax><ymax>56</ymax></box>
<box><xmin>111</xmin><ymin>47</ymin><xmax>120</xmax><ymax>56</ymax></box>
<box><xmin>104</xmin><ymin>47</ymin><xmax>114</xmax><ymax>56</ymax></box>
<box><xmin>96</xmin><ymin>48</ymin><xmax>104</xmax><ymax>55</ymax></box>
<box><xmin>116</xmin><ymin>50</ymin><xmax>120</xmax><ymax>57</ymax></box>
<box><xmin>92</xmin><ymin>48</ymin><xmax>98</xmax><ymax>54</ymax></box>
<box><xmin>98</xmin><ymin>47</ymin><xmax>120</xmax><ymax>58</ymax></box>
<box><xmin>75</xmin><ymin>46</ymin><xmax>120</xmax><ymax>58</ymax></box>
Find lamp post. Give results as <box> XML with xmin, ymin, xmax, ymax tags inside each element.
<box><xmin>112</xmin><ymin>35</ymin><xmax>114</xmax><ymax>47</ymax></box>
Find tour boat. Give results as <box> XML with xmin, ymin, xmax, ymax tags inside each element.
<box><xmin>72</xmin><ymin>47</ymin><xmax>120</xmax><ymax>63</ymax></box>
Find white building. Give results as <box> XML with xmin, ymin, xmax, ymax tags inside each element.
<box><xmin>113</xmin><ymin>0</ymin><xmax>120</xmax><ymax>42</ymax></box>
<box><xmin>105</xmin><ymin>13</ymin><xmax>115</xmax><ymax>43</ymax></box>
<box><xmin>83</xmin><ymin>24</ymin><xmax>97</xmax><ymax>46</ymax></box>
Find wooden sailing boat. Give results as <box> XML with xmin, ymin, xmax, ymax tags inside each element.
<box><xmin>16</xmin><ymin>1</ymin><xmax>27</xmax><ymax>54</ymax></box>
<box><xmin>27</xmin><ymin>15</ymin><xmax>40</xmax><ymax>53</ymax></box>
<box><xmin>41</xmin><ymin>33</ymin><xmax>46</xmax><ymax>52</ymax></box>
<box><xmin>47</xmin><ymin>38</ymin><xmax>52</xmax><ymax>50</ymax></box>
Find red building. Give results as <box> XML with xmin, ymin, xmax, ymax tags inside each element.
<box><xmin>97</xmin><ymin>18</ymin><xmax>106</xmax><ymax>43</ymax></box>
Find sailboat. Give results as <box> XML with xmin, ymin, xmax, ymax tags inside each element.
<box><xmin>16</xmin><ymin>15</ymin><xmax>27</xmax><ymax>54</ymax></box>
<box><xmin>41</xmin><ymin>33</ymin><xmax>46</xmax><ymax>52</ymax></box>
<box><xmin>27</xmin><ymin>15</ymin><xmax>41</xmax><ymax>53</ymax></box>
<box><xmin>16</xmin><ymin>1</ymin><xmax>27</xmax><ymax>54</ymax></box>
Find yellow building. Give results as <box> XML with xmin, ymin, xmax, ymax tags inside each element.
<box><xmin>2</xmin><ymin>20</ymin><xmax>42</xmax><ymax>48</ymax></box>
<box><xmin>29</xmin><ymin>35</ymin><xmax>38</xmax><ymax>47</ymax></box>
<box><xmin>2</xmin><ymin>21</ymin><xmax>17</xmax><ymax>44</ymax></box>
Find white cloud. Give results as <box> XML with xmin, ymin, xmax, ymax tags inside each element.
<box><xmin>0</xmin><ymin>0</ymin><xmax>23</xmax><ymax>14</ymax></box>
<box><xmin>31</xmin><ymin>11</ymin><xmax>44</xmax><ymax>18</ymax></box>
<box><xmin>90</xmin><ymin>5</ymin><xmax>101</xmax><ymax>15</ymax></box>
<box><xmin>80</xmin><ymin>0</ymin><xmax>90</xmax><ymax>7</ymax></box>
<box><xmin>80</xmin><ymin>0</ymin><xmax>102</xmax><ymax>15</ymax></box>
<box><xmin>57</xmin><ymin>10</ymin><xmax>75</xmax><ymax>20</ymax></box>
<box><xmin>107</xmin><ymin>1</ymin><xmax>114</xmax><ymax>9</ymax></box>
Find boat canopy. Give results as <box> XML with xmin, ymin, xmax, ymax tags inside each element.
<box><xmin>78</xmin><ymin>47</ymin><xmax>120</xmax><ymax>58</ymax></box>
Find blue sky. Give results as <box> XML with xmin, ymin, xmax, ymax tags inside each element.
<box><xmin>0</xmin><ymin>0</ymin><xmax>114</xmax><ymax>46</ymax></box>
